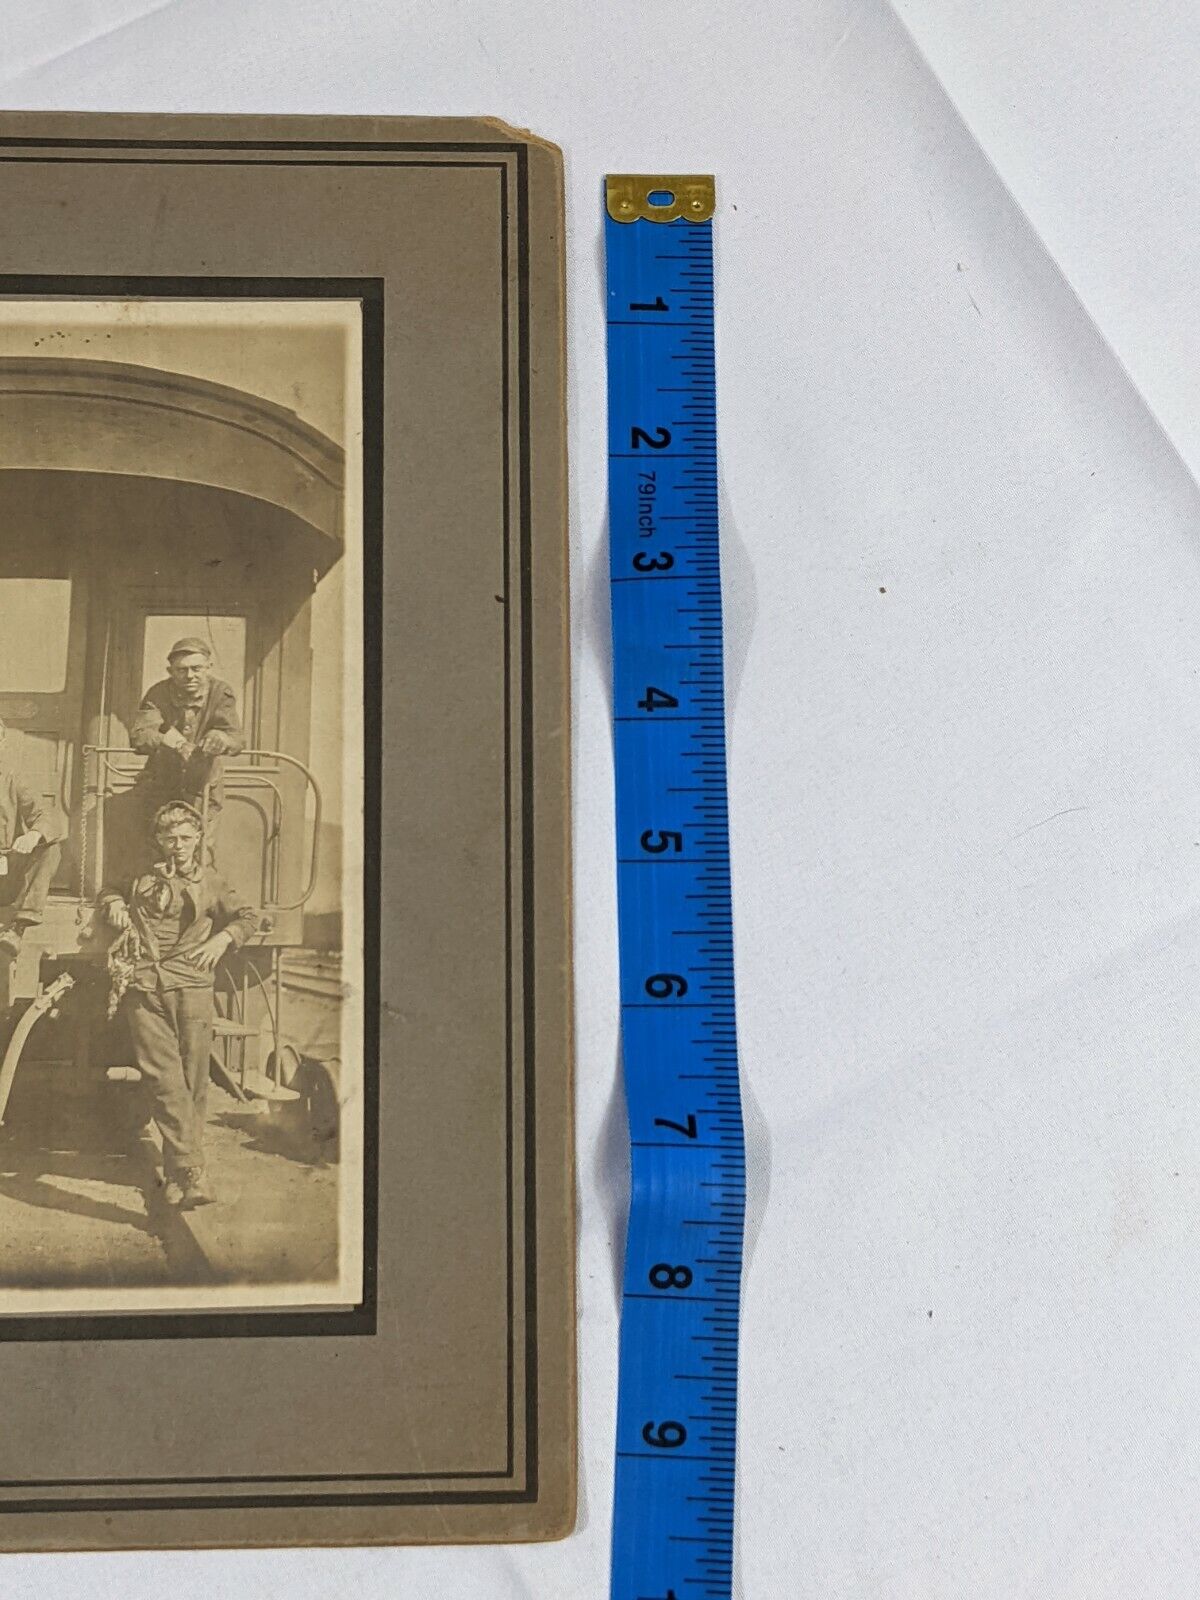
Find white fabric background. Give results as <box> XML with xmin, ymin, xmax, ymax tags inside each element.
<box><xmin>3</xmin><ymin>3</ymin><xmax>1200</xmax><ymax>1594</ymax></box>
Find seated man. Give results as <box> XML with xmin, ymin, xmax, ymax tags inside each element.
<box><xmin>0</xmin><ymin>717</ymin><xmax>67</xmax><ymax>961</ymax></box>
<box><xmin>129</xmin><ymin>636</ymin><xmax>244</xmax><ymax>858</ymax></box>
<box><xmin>100</xmin><ymin>801</ymin><xmax>257</xmax><ymax>1209</ymax></box>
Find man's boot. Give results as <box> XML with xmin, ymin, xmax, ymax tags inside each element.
<box><xmin>179</xmin><ymin>1166</ymin><xmax>217</xmax><ymax>1208</ymax></box>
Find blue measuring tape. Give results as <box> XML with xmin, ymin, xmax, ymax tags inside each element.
<box><xmin>605</xmin><ymin>176</ymin><xmax>745</xmax><ymax>1600</ymax></box>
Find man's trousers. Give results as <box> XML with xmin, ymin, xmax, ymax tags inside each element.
<box><xmin>0</xmin><ymin>839</ymin><xmax>60</xmax><ymax>924</ymax></box>
<box><xmin>125</xmin><ymin>986</ymin><xmax>214</xmax><ymax>1178</ymax></box>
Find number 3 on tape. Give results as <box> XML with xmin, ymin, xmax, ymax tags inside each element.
<box><xmin>605</xmin><ymin>175</ymin><xmax>745</xmax><ymax>1600</ymax></box>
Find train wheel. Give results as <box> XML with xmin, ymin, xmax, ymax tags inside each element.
<box><xmin>264</xmin><ymin>1045</ymin><xmax>340</xmax><ymax>1161</ymax></box>
<box><xmin>268</xmin><ymin>1042</ymin><xmax>305</xmax><ymax>1095</ymax></box>
<box><xmin>294</xmin><ymin>1054</ymin><xmax>341</xmax><ymax>1162</ymax></box>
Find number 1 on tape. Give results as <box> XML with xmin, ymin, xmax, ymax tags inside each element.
<box><xmin>605</xmin><ymin>175</ymin><xmax>745</xmax><ymax>1600</ymax></box>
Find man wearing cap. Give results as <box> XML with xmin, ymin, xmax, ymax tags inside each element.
<box><xmin>129</xmin><ymin>637</ymin><xmax>244</xmax><ymax>855</ymax></box>
<box><xmin>0</xmin><ymin>717</ymin><xmax>68</xmax><ymax>961</ymax></box>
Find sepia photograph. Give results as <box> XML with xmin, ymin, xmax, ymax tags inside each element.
<box><xmin>0</xmin><ymin>297</ymin><xmax>365</xmax><ymax>1315</ymax></box>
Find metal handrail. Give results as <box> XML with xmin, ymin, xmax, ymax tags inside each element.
<box><xmin>82</xmin><ymin>745</ymin><xmax>323</xmax><ymax>912</ymax></box>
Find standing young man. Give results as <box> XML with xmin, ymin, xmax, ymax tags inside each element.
<box><xmin>101</xmin><ymin>801</ymin><xmax>257</xmax><ymax>1208</ymax></box>
<box><xmin>0</xmin><ymin>717</ymin><xmax>67</xmax><ymax>961</ymax></box>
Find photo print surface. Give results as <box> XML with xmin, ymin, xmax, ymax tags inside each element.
<box><xmin>0</xmin><ymin>298</ymin><xmax>366</xmax><ymax>1315</ymax></box>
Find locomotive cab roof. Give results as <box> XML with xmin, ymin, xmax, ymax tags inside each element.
<box><xmin>0</xmin><ymin>355</ymin><xmax>344</xmax><ymax>568</ymax></box>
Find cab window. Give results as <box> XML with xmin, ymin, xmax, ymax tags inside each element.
<box><xmin>0</xmin><ymin>578</ymin><xmax>72</xmax><ymax>692</ymax></box>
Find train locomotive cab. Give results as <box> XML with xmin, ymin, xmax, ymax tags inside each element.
<box><xmin>0</xmin><ymin>356</ymin><xmax>345</xmax><ymax>1120</ymax></box>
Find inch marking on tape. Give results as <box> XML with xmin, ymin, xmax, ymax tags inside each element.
<box><xmin>605</xmin><ymin>174</ymin><xmax>744</xmax><ymax>1600</ymax></box>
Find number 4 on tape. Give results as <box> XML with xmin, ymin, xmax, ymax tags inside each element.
<box><xmin>604</xmin><ymin>174</ymin><xmax>746</xmax><ymax>1600</ymax></box>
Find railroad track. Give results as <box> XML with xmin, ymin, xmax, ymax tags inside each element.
<box><xmin>277</xmin><ymin>958</ymin><xmax>344</xmax><ymax>1003</ymax></box>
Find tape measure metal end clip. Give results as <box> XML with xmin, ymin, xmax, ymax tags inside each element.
<box><xmin>605</xmin><ymin>173</ymin><xmax>715</xmax><ymax>224</ymax></box>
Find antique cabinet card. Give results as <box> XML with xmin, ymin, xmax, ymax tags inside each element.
<box><xmin>0</xmin><ymin>112</ymin><xmax>572</xmax><ymax>1549</ymax></box>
